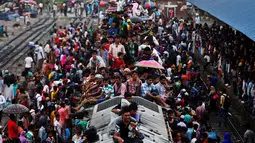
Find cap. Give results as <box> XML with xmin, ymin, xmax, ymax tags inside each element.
<box><xmin>180</xmin><ymin>115</ymin><xmax>184</xmax><ymax>119</ymax></box>
<box><xmin>95</xmin><ymin>74</ymin><xmax>103</xmax><ymax>79</ymax></box>
<box><xmin>30</xmin><ymin>109</ymin><xmax>35</xmax><ymax>113</ymax></box>
<box><xmin>124</xmin><ymin>68</ymin><xmax>131</xmax><ymax>73</ymax></box>
<box><xmin>35</xmin><ymin>94</ymin><xmax>41</xmax><ymax>99</ymax></box>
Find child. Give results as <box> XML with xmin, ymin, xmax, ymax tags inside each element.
<box><xmin>96</xmin><ymin>78</ymin><xmax>114</xmax><ymax>104</ymax></box>
<box><xmin>112</xmin><ymin>52</ymin><xmax>126</xmax><ymax>69</ymax></box>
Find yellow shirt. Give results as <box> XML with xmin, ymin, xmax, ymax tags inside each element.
<box><xmin>51</xmin><ymin>89</ymin><xmax>58</xmax><ymax>101</ymax></box>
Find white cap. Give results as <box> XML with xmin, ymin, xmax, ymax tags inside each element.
<box><xmin>35</xmin><ymin>94</ymin><xmax>41</xmax><ymax>99</ymax></box>
<box><xmin>30</xmin><ymin>109</ymin><xmax>35</xmax><ymax>113</ymax></box>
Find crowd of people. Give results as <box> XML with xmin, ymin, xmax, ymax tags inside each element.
<box><xmin>194</xmin><ymin>18</ymin><xmax>255</xmax><ymax>115</ymax></box>
<box><xmin>0</xmin><ymin>0</ymin><xmax>254</xmax><ymax>143</ymax></box>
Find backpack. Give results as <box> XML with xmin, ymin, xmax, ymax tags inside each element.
<box><xmin>223</xmin><ymin>96</ymin><xmax>231</xmax><ymax>110</ymax></box>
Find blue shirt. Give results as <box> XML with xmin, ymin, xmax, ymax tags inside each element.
<box><xmin>62</xmin><ymin>128</ymin><xmax>71</xmax><ymax>141</ymax></box>
<box><xmin>107</xmin><ymin>28</ymin><xmax>118</xmax><ymax>36</ymax></box>
<box><xmin>186</xmin><ymin>128</ymin><xmax>194</xmax><ymax>140</ymax></box>
<box><xmin>97</xmin><ymin>49</ymin><xmax>108</xmax><ymax>64</ymax></box>
<box><xmin>141</xmin><ymin>82</ymin><xmax>156</xmax><ymax>97</ymax></box>
<box><xmin>155</xmin><ymin>82</ymin><xmax>165</xmax><ymax>97</ymax></box>
<box><xmin>11</xmin><ymin>84</ymin><xmax>18</xmax><ymax>97</ymax></box>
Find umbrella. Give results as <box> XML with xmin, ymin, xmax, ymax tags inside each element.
<box><xmin>3</xmin><ymin>104</ymin><xmax>29</xmax><ymax>114</ymax></box>
<box><xmin>144</xmin><ymin>2</ymin><xmax>156</xmax><ymax>9</ymax></box>
<box><xmin>130</xmin><ymin>16</ymin><xmax>143</xmax><ymax>23</ymax></box>
<box><xmin>135</xmin><ymin>60</ymin><xmax>164</xmax><ymax>69</ymax></box>
<box><xmin>20</xmin><ymin>0</ymin><xmax>36</xmax><ymax>4</ymax></box>
<box><xmin>99</xmin><ymin>1</ymin><xmax>108</xmax><ymax>7</ymax></box>
<box><xmin>130</xmin><ymin>16</ymin><xmax>151</xmax><ymax>23</ymax></box>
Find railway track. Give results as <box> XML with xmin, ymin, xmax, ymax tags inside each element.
<box><xmin>0</xmin><ymin>18</ymin><xmax>56</xmax><ymax>70</ymax></box>
<box><xmin>0</xmin><ymin>18</ymin><xmax>46</xmax><ymax>49</ymax></box>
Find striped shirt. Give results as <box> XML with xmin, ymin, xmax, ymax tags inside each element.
<box><xmin>102</xmin><ymin>85</ymin><xmax>114</xmax><ymax>98</ymax></box>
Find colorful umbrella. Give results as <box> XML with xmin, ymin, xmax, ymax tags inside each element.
<box><xmin>144</xmin><ymin>2</ymin><xmax>156</xmax><ymax>9</ymax></box>
<box><xmin>3</xmin><ymin>104</ymin><xmax>29</xmax><ymax>114</ymax></box>
<box><xmin>135</xmin><ymin>60</ymin><xmax>164</xmax><ymax>69</ymax></box>
<box><xmin>99</xmin><ymin>1</ymin><xmax>108</xmax><ymax>7</ymax></box>
<box><xmin>20</xmin><ymin>0</ymin><xmax>36</xmax><ymax>4</ymax></box>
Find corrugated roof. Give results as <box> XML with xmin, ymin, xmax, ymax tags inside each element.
<box><xmin>188</xmin><ymin>0</ymin><xmax>255</xmax><ymax>41</ymax></box>
<box><xmin>89</xmin><ymin>97</ymin><xmax>172</xmax><ymax>143</ymax></box>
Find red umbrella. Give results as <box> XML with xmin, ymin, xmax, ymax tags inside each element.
<box><xmin>99</xmin><ymin>1</ymin><xmax>108</xmax><ymax>7</ymax></box>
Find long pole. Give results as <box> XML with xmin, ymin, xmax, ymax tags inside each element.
<box><xmin>97</xmin><ymin>0</ymin><xmax>99</xmax><ymax>26</ymax></box>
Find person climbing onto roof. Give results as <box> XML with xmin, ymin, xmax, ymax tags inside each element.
<box><xmin>113</xmin><ymin>106</ymin><xmax>143</xmax><ymax>143</ymax></box>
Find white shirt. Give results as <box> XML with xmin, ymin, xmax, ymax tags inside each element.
<box><xmin>138</xmin><ymin>44</ymin><xmax>150</xmax><ymax>52</ymax></box>
<box><xmin>152</xmin><ymin>49</ymin><xmax>163</xmax><ymax>65</ymax></box>
<box><xmin>72</xmin><ymin>134</ymin><xmax>83</xmax><ymax>143</ymax></box>
<box><xmin>38</xmin><ymin>126</ymin><xmax>46</xmax><ymax>140</ymax></box>
<box><xmin>36</xmin><ymin>94</ymin><xmax>42</xmax><ymax>110</ymax></box>
<box><xmin>176</xmin><ymin>55</ymin><xmax>181</xmax><ymax>66</ymax></box>
<box><xmin>195</xmin><ymin>16</ymin><xmax>200</xmax><ymax>24</ymax></box>
<box><xmin>109</xmin><ymin>43</ymin><xmax>126</xmax><ymax>58</ymax></box>
<box><xmin>54</xmin><ymin>119</ymin><xmax>61</xmax><ymax>134</ymax></box>
<box><xmin>84</xmin><ymin>31</ymin><xmax>88</xmax><ymax>38</ymax></box>
<box><xmin>177</xmin><ymin>121</ymin><xmax>187</xmax><ymax>128</ymax></box>
<box><xmin>191</xmin><ymin>138</ymin><xmax>197</xmax><ymax>143</ymax></box>
<box><xmin>44</xmin><ymin>44</ymin><xmax>51</xmax><ymax>54</ymax></box>
<box><xmin>43</xmin><ymin>85</ymin><xmax>50</xmax><ymax>94</ymax></box>
<box><xmin>158</xmin><ymin>18</ymin><xmax>163</xmax><ymax>25</ymax></box>
<box><xmin>87</xmin><ymin>56</ymin><xmax>106</xmax><ymax>68</ymax></box>
<box><xmin>37</xmin><ymin>46</ymin><xmax>45</xmax><ymax>60</ymax></box>
<box><xmin>53</xmin><ymin>4</ymin><xmax>58</xmax><ymax>11</ymax></box>
<box><xmin>116</xmin><ymin>1</ymin><xmax>123</xmax><ymax>11</ymax></box>
<box><xmin>4</xmin><ymin>85</ymin><xmax>14</xmax><ymax>101</ymax></box>
<box><xmin>0</xmin><ymin>95</ymin><xmax>6</xmax><ymax>111</ymax></box>
<box><xmin>25</xmin><ymin>56</ymin><xmax>33</xmax><ymax>68</ymax></box>
<box><xmin>172</xmin><ymin>45</ymin><xmax>177</xmax><ymax>51</ymax></box>
<box><xmin>39</xmin><ymin>3</ymin><xmax>43</xmax><ymax>8</ymax></box>
<box><xmin>204</xmin><ymin>55</ymin><xmax>210</xmax><ymax>63</ymax></box>
<box><xmin>167</xmin><ymin>68</ymin><xmax>172</xmax><ymax>77</ymax></box>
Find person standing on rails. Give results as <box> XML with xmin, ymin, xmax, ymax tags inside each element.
<box><xmin>39</xmin><ymin>2</ymin><xmax>43</xmax><ymax>15</ymax></box>
<box><xmin>204</xmin><ymin>53</ymin><xmax>210</xmax><ymax>72</ymax></box>
<box><xmin>53</xmin><ymin>3</ymin><xmax>57</xmax><ymax>18</ymax></box>
<box><xmin>35</xmin><ymin>44</ymin><xmax>45</xmax><ymax>70</ymax></box>
<box><xmin>64</xmin><ymin>2</ymin><xmax>68</xmax><ymax>17</ymax></box>
<box><xmin>24</xmin><ymin>53</ymin><xmax>34</xmax><ymax>74</ymax></box>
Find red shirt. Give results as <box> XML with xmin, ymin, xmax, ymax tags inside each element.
<box><xmin>69</xmin><ymin>56</ymin><xmax>74</xmax><ymax>63</ymax></box>
<box><xmin>112</xmin><ymin>58</ymin><xmax>125</xmax><ymax>69</ymax></box>
<box><xmin>55</xmin><ymin>36</ymin><xmax>60</xmax><ymax>44</ymax></box>
<box><xmin>8</xmin><ymin>120</ymin><xmax>18</xmax><ymax>139</ymax></box>
<box><xmin>104</xmin><ymin>44</ymin><xmax>110</xmax><ymax>51</ymax></box>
